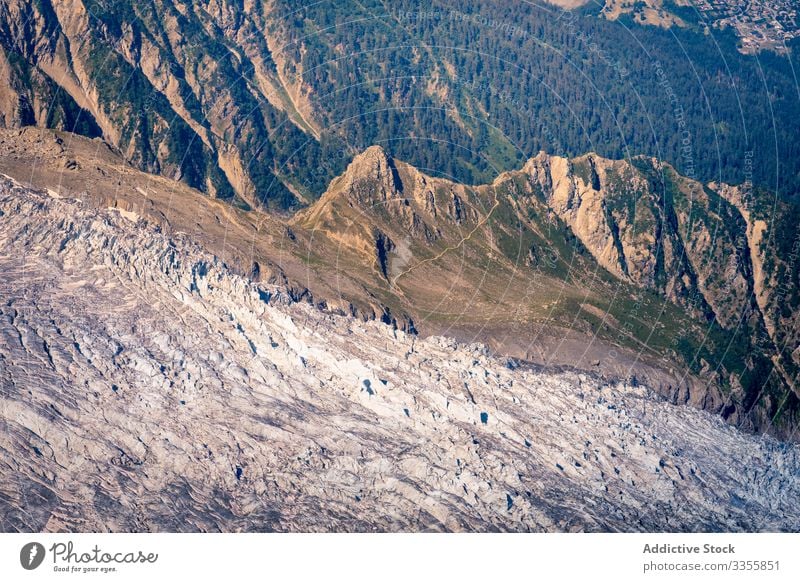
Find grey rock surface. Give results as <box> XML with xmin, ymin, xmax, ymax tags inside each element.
<box><xmin>1</xmin><ymin>178</ymin><xmax>798</xmax><ymax>532</ymax></box>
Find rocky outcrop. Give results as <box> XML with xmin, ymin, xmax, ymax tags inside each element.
<box><xmin>341</xmin><ymin>145</ymin><xmax>403</xmax><ymax>203</ymax></box>
<box><xmin>525</xmin><ymin>153</ymin><xmax>631</xmax><ymax>281</ymax></box>
<box><xmin>523</xmin><ymin>152</ymin><xmax>757</xmax><ymax>330</ymax></box>
<box><xmin>713</xmin><ymin>183</ymin><xmax>773</xmax><ymax>334</ymax></box>
<box><xmin>2</xmin><ymin>177</ymin><xmax>799</xmax><ymax>532</ymax></box>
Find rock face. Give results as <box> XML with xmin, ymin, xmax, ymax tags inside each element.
<box><xmin>524</xmin><ymin>153</ymin><xmax>757</xmax><ymax>328</ymax></box>
<box><xmin>1</xmin><ymin>177</ymin><xmax>799</xmax><ymax>533</ymax></box>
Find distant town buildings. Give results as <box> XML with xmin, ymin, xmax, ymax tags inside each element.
<box><xmin>691</xmin><ymin>0</ymin><xmax>799</xmax><ymax>53</ymax></box>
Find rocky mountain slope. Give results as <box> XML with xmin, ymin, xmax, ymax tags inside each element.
<box><xmin>2</xmin><ymin>177</ymin><xmax>799</xmax><ymax>533</ymax></box>
<box><xmin>293</xmin><ymin>143</ymin><xmax>800</xmax><ymax>437</ymax></box>
<box><xmin>0</xmin><ymin>0</ymin><xmax>330</xmax><ymax>207</ymax></box>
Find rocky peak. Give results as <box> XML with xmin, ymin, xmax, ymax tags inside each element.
<box><xmin>341</xmin><ymin>145</ymin><xmax>403</xmax><ymax>203</ymax></box>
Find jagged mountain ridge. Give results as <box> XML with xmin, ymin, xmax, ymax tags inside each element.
<box><xmin>294</xmin><ymin>144</ymin><xmax>799</xmax><ymax>436</ymax></box>
<box><xmin>1</xmin><ymin>177</ymin><xmax>799</xmax><ymax>533</ymax></box>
